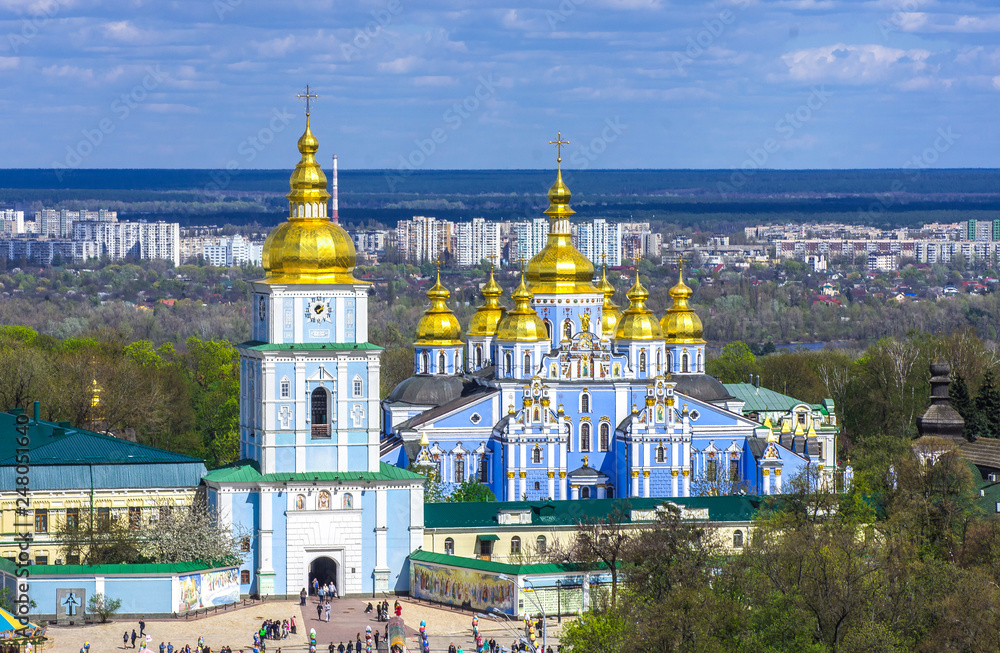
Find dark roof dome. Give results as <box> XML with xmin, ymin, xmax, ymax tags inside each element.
<box><xmin>673</xmin><ymin>374</ymin><xmax>735</xmax><ymax>404</ymax></box>
<box><xmin>387</xmin><ymin>375</ymin><xmax>478</xmax><ymax>407</ymax></box>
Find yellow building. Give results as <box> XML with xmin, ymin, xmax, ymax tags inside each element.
<box><xmin>0</xmin><ymin>402</ymin><xmax>207</xmax><ymax>565</ymax></box>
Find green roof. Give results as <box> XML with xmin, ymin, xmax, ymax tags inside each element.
<box><xmin>409</xmin><ymin>549</ymin><xmax>601</xmax><ymax>576</ymax></box>
<box><xmin>424</xmin><ymin>496</ymin><xmax>759</xmax><ymax>530</ymax></box>
<box><xmin>203</xmin><ymin>460</ymin><xmax>425</xmax><ymax>484</ymax></box>
<box><xmin>724</xmin><ymin>383</ymin><xmax>806</xmax><ymax>414</ymax></box>
<box><xmin>240</xmin><ymin>341</ymin><xmax>382</xmax><ymax>352</ymax></box>
<box><xmin>0</xmin><ymin>558</ymin><xmax>231</xmax><ymax>576</ymax></box>
<box><xmin>0</xmin><ymin>410</ymin><xmax>204</xmax><ymax>467</ymax></box>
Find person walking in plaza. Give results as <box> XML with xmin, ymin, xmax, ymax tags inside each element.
<box><xmin>291</xmin><ymin>616</ymin><xmax>297</xmax><ymax>635</ymax></box>
<box><xmin>329</xmin><ymin>643</ymin><xmax>335</xmax><ymax>653</ymax></box>
<box><xmin>139</xmin><ymin>619</ymin><xmax>146</xmax><ymax>638</ymax></box>
<box><xmin>324</xmin><ymin>601</ymin><xmax>331</xmax><ymax>622</ymax></box>
<box><xmin>131</xmin><ymin>630</ymin><xmax>138</xmax><ymax>649</ymax></box>
<box><xmin>312</xmin><ymin>578</ymin><xmax>319</xmax><ymax>595</ymax></box>
<box><xmin>316</xmin><ymin>602</ymin><xmax>323</xmax><ymax>620</ymax></box>
<box><xmin>300</xmin><ymin>588</ymin><xmax>307</xmax><ymax>606</ymax></box>
<box><xmin>160</xmin><ymin>643</ymin><xmax>165</xmax><ymax>653</ymax></box>
<box><xmin>123</xmin><ymin>633</ymin><xmax>129</xmax><ymax>649</ymax></box>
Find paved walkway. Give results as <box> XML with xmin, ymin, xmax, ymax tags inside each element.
<box><xmin>40</xmin><ymin>598</ymin><xmax>566</xmax><ymax>653</ymax></box>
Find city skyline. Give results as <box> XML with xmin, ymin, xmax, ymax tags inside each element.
<box><xmin>0</xmin><ymin>0</ymin><xmax>997</xmax><ymax>171</ymax></box>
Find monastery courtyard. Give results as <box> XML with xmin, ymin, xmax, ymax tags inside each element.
<box><xmin>41</xmin><ymin>598</ymin><xmax>566</xmax><ymax>653</ymax></box>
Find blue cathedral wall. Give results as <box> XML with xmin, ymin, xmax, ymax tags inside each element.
<box><xmin>387</xmin><ymin>489</ymin><xmax>413</xmax><ymax>592</ymax></box>
<box><xmin>361</xmin><ymin>490</ymin><xmax>376</xmax><ymax>594</ymax></box>
<box><xmin>232</xmin><ymin>491</ymin><xmax>258</xmax><ymax>594</ymax></box>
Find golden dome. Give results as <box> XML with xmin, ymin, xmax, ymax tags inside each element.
<box><xmin>524</xmin><ymin>165</ymin><xmax>599</xmax><ymax>295</ymax></box>
<box><xmin>415</xmin><ymin>269</ymin><xmax>464</xmax><ymax>346</ymax></box>
<box><xmin>615</xmin><ymin>270</ymin><xmax>663</xmax><ymax>341</ymax></box>
<box><xmin>467</xmin><ymin>268</ymin><xmax>506</xmax><ymax>337</ymax></box>
<box><xmin>495</xmin><ymin>271</ymin><xmax>548</xmax><ymax>342</ymax></box>
<box><xmin>660</xmin><ymin>266</ymin><xmax>705</xmax><ymax>344</ymax></box>
<box><xmin>597</xmin><ymin>263</ymin><xmax>621</xmax><ymax>338</ymax></box>
<box><xmin>262</xmin><ymin>115</ymin><xmax>361</xmax><ymax>285</ymax></box>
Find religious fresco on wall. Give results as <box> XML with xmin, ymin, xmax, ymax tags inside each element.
<box><xmin>177</xmin><ymin>568</ymin><xmax>240</xmax><ymax>612</ymax></box>
<box><xmin>410</xmin><ymin>561</ymin><xmax>517</xmax><ymax>615</ymax></box>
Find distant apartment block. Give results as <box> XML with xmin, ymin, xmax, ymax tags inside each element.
<box><xmin>395</xmin><ymin>215</ymin><xmax>452</xmax><ymax>263</ymax></box>
<box><xmin>573</xmin><ymin>219</ymin><xmax>622</xmax><ymax>266</ymax></box>
<box><xmin>201</xmin><ymin>234</ymin><xmax>263</xmax><ymax>267</ymax></box>
<box><xmin>72</xmin><ymin>221</ymin><xmax>180</xmax><ymax>266</ymax></box>
<box><xmin>351</xmin><ymin>230</ymin><xmax>386</xmax><ymax>256</ymax></box>
<box><xmin>514</xmin><ymin>218</ymin><xmax>549</xmax><ymax>264</ymax></box>
<box><xmin>964</xmin><ymin>219</ymin><xmax>1000</xmax><ymax>242</ymax></box>
<box><xmin>777</xmin><ymin>238</ymin><xmax>1000</xmax><ymax>269</ymax></box>
<box><xmin>0</xmin><ymin>238</ymin><xmax>99</xmax><ymax>265</ymax></box>
<box><xmin>456</xmin><ymin>217</ymin><xmax>501</xmax><ymax>267</ymax></box>
<box><xmin>35</xmin><ymin>208</ymin><xmax>118</xmax><ymax>238</ymax></box>
<box><xmin>0</xmin><ymin>209</ymin><xmax>24</xmax><ymax>235</ymax></box>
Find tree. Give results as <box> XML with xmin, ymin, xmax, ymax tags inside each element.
<box><xmin>87</xmin><ymin>593</ymin><xmax>122</xmax><ymax>623</ymax></box>
<box><xmin>559</xmin><ymin>610</ymin><xmax>628</xmax><ymax>653</ymax></box>
<box><xmin>446</xmin><ymin>478</ymin><xmax>495</xmax><ymax>503</ymax></box>
<box><xmin>969</xmin><ymin>370</ymin><xmax>1000</xmax><ymax>440</ymax></box>
<box><xmin>555</xmin><ymin>500</ymin><xmax>634</xmax><ymax>610</ymax></box>
<box><xmin>949</xmin><ymin>371</ymin><xmax>975</xmax><ymax>423</ymax></box>
<box><xmin>706</xmin><ymin>341</ymin><xmax>759</xmax><ymax>384</ymax></box>
<box><xmin>141</xmin><ymin>500</ymin><xmax>247</xmax><ymax>565</ymax></box>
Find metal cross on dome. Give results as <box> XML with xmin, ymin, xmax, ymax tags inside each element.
<box><xmin>297</xmin><ymin>84</ymin><xmax>319</xmax><ymax>116</ymax></box>
<box><xmin>549</xmin><ymin>132</ymin><xmax>569</xmax><ymax>164</ymax></box>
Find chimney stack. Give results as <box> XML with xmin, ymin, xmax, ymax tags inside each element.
<box><xmin>331</xmin><ymin>154</ymin><xmax>339</xmax><ymax>222</ymax></box>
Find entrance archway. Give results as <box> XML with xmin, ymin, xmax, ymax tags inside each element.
<box><xmin>309</xmin><ymin>556</ymin><xmax>339</xmax><ymax>595</ymax></box>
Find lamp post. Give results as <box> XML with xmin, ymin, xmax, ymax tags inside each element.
<box><xmin>484</xmin><ymin>610</ymin><xmax>531</xmax><ymax>653</ymax></box>
<box><xmin>498</xmin><ymin>574</ymin><xmax>547</xmax><ymax>653</ymax></box>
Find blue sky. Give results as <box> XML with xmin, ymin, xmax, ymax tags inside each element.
<box><xmin>1</xmin><ymin>0</ymin><xmax>998</xmax><ymax>170</ymax></box>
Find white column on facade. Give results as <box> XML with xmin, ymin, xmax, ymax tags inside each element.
<box><xmin>570</xmin><ymin>485</ymin><xmax>580</xmax><ymax>500</ymax></box>
<box><xmin>260</xmin><ymin>489</ymin><xmax>274</xmax><ymax>573</ymax></box>
<box><xmin>295</xmin><ymin>357</ymin><xmax>306</xmax><ymax>472</ymax></box>
<box><xmin>671</xmin><ymin>470</ymin><xmax>679</xmax><ymax>497</ymax></box>
<box><xmin>682</xmin><ymin>470</ymin><xmax>690</xmax><ymax>497</ymax></box>
<box><xmin>775</xmin><ymin>468</ymin><xmax>782</xmax><ymax>493</ymax></box>
<box><xmin>367</xmin><ymin>353</ymin><xmax>381</xmax><ymax>471</ymax></box>
<box><xmin>596</xmin><ymin>485</ymin><xmax>606</xmax><ymax>499</ymax></box>
<box><xmin>519</xmin><ymin>472</ymin><xmax>527</xmax><ymax>500</ymax></box>
<box><xmin>262</xmin><ymin>360</ymin><xmax>276</xmax><ymax>474</ymax></box>
<box><xmin>337</xmin><ymin>359</ymin><xmax>349</xmax><ymax>472</ymax></box>
<box><xmin>375</xmin><ymin>488</ymin><xmax>388</xmax><ymax>569</ymax></box>
<box><xmin>409</xmin><ymin>483</ymin><xmax>425</xmax><ymax>552</ymax></box>
<box><xmin>643</xmin><ymin>471</ymin><xmax>650</xmax><ymax>498</ymax></box>
<box><xmin>506</xmin><ymin>443</ymin><xmax>515</xmax><ymax>500</ymax></box>
<box><xmin>631</xmin><ymin>471</ymin><xmax>639</xmax><ymax>497</ymax></box>
<box><xmin>763</xmin><ymin>469</ymin><xmax>772</xmax><ymax>495</ymax></box>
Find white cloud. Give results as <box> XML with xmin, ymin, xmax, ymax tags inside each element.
<box><xmin>993</xmin><ymin>75</ymin><xmax>1000</xmax><ymax>90</ymax></box>
<box><xmin>782</xmin><ymin>43</ymin><xmax>931</xmax><ymax>83</ymax></box>
<box><xmin>377</xmin><ymin>55</ymin><xmax>420</xmax><ymax>73</ymax></box>
<box><xmin>413</xmin><ymin>76</ymin><xmax>457</xmax><ymax>86</ymax></box>
<box><xmin>0</xmin><ymin>57</ymin><xmax>20</xmax><ymax>70</ymax></box>
<box><xmin>101</xmin><ymin>20</ymin><xmax>142</xmax><ymax>43</ymax></box>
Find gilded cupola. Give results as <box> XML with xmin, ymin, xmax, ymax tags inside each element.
<box><xmin>597</xmin><ymin>262</ymin><xmax>621</xmax><ymax>338</ymax></box>
<box><xmin>415</xmin><ymin>269</ymin><xmax>464</xmax><ymax>346</ymax></box>
<box><xmin>661</xmin><ymin>265</ymin><xmax>705</xmax><ymax>344</ymax></box>
<box><xmin>524</xmin><ymin>134</ymin><xmax>599</xmax><ymax>295</ymax></box>
<box><xmin>495</xmin><ymin>271</ymin><xmax>548</xmax><ymax>342</ymax></box>
<box><xmin>467</xmin><ymin>268</ymin><xmax>506</xmax><ymax>337</ymax></box>
<box><xmin>615</xmin><ymin>269</ymin><xmax>663</xmax><ymax>341</ymax></box>
<box><xmin>262</xmin><ymin>107</ymin><xmax>360</xmax><ymax>285</ymax></box>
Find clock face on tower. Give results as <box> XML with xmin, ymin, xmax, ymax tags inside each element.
<box><xmin>258</xmin><ymin>296</ymin><xmax>266</xmax><ymax>322</ymax></box>
<box><xmin>307</xmin><ymin>298</ymin><xmax>331</xmax><ymax>323</ymax></box>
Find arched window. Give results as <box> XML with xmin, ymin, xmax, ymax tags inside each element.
<box><xmin>563</xmin><ymin>320</ymin><xmax>573</xmax><ymax>342</ymax></box>
<box><xmin>682</xmin><ymin>353</ymin><xmax>689</xmax><ymax>373</ymax></box>
<box><xmin>438</xmin><ymin>351</ymin><xmax>446</xmax><ymax>374</ymax></box>
<box><xmin>544</xmin><ymin>320</ymin><xmax>553</xmax><ymax>340</ymax></box>
<box><xmin>511</xmin><ymin>536</ymin><xmax>521</xmax><ymax>554</ymax></box>
<box><xmin>454</xmin><ymin>458</ymin><xmax>465</xmax><ymax>483</ymax></box>
<box><xmin>599</xmin><ymin>422</ymin><xmax>610</xmax><ymax>452</ymax></box>
<box><xmin>639</xmin><ymin>350</ymin><xmax>647</xmax><ymax>372</ymax></box>
<box><xmin>444</xmin><ymin>538</ymin><xmax>455</xmax><ymax>555</ymax></box>
<box><xmin>280</xmin><ymin>377</ymin><xmax>290</xmax><ymax>399</ymax></box>
<box><xmin>353</xmin><ymin>375</ymin><xmax>363</xmax><ymax>397</ymax></box>
<box><xmin>504</xmin><ymin>351</ymin><xmax>512</xmax><ymax>375</ymax></box>
<box><xmin>532</xmin><ymin>447</ymin><xmax>542</xmax><ymax>464</ymax></box>
<box><xmin>478</xmin><ymin>457</ymin><xmax>488</xmax><ymax>482</ymax></box>
<box><xmin>523</xmin><ymin>352</ymin><xmax>532</xmax><ymax>374</ymax></box>
<box><xmin>656</xmin><ymin>349</ymin><xmax>662</xmax><ymax>372</ymax></box>
<box><xmin>311</xmin><ymin>388</ymin><xmax>329</xmax><ymax>438</ymax></box>
<box><xmin>697</xmin><ymin>350</ymin><xmax>702</xmax><ymax>372</ymax></box>
<box><xmin>606</xmin><ymin>484</ymin><xmax>614</xmax><ymax>498</ymax></box>
<box><xmin>536</xmin><ymin>535</ymin><xmax>547</xmax><ymax>553</ymax></box>
<box><xmin>565</xmin><ymin>422</ymin><xmax>573</xmax><ymax>453</ymax></box>
<box><xmin>666</xmin><ymin>351</ymin><xmax>673</xmax><ymax>373</ymax></box>
<box><xmin>475</xmin><ymin>345</ymin><xmax>482</xmax><ymax>368</ymax></box>
<box><xmin>733</xmin><ymin>530</ymin><xmax>744</xmax><ymax>549</ymax></box>
<box><xmin>581</xmin><ymin>423</ymin><xmax>591</xmax><ymax>452</ymax></box>
<box><xmin>656</xmin><ymin>445</ymin><xmax>666</xmax><ymax>463</ymax></box>
<box><xmin>421</xmin><ymin>351</ymin><xmax>430</xmax><ymax>373</ymax></box>
<box><xmin>581</xmin><ymin>393</ymin><xmax>590</xmax><ymax>413</ymax></box>
<box><xmin>581</xmin><ymin>487</ymin><xmax>591</xmax><ymax>499</ymax></box>
<box><xmin>241</xmin><ymin>570</ymin><xmax>251</xmax><ymax>584</ymax></box>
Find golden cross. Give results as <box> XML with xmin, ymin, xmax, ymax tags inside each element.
<box><xmin>488</xmin><ymin>253</ymin><xmax>497</xmax><ymax>270</ymax></box>
<box><xmin>548</xmin><ymin>132</ymin><xmax>570</xmax><ymax>164</ymax></box>
<box><xmin>297</xmin><ymin>84</ymin><xmax>319</xmax><ymax>116</ymax></box>
<box><xmin>518</xmin><ymin>255</ymin><xmax>526</xmax><ymax>270</ymax></box>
